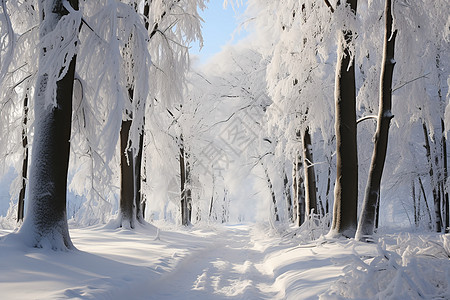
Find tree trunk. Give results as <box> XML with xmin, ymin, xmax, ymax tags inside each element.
<box><xmin>284</xmin><ymin>170</ymin><xmax>293</xmax><ymax>222</ymax></box>
<box><xmin>295</xmin><ymin>153</ymin><xmax>306</xmax><ymax>226</ymax></box>
<box><xmin>17</xmin><ymin>94</ymin><xmax>29</xmax><ymax>222</ymax></box>
<box><xmin>441</xmin><ymin>119</ymin><xmax>449</xmax><ymax>232</ymax></box>
<box><xmin>185</xmin><ymin>152</ymin><xmax>192</xmax><ymax>223</ymax></box>
<box><xmin>134</xmin><ymin>129</ymin><xmax>144</xmax><ymax>222</ymax></box>
<box><xmin>355</xmin><ymin>0</ymin><xmax>396</xmax><ymax>241</ymax></box>
<box><xmin>120</xmin><ymin>119</ymin><xmax>135</xmax><ymax>229</ymax></box>
<box><xmin>330</xmin><ymin>0</ymin><xmax>358</xmax><ymax>238</ymax></box>
<box><xmin>418</xmin><ymin>176</ymin><xmax>433</xmax><ymax>229</ymax></box>
<box><xmin>302</xmin><ymin>127</ymin><xmax>318</xmax><ymax>217</ymax></box>
<box><xmin>422</xmin><ymin>122</ymin><xmax>443</xmax><ymax>232</ymax></box>
<box><xmin>262</xmin><ymin>163</ymin><xmax>279</xmax><ymax>222</ymax></box>
<box><xmin>20</xmin><ymin>0</ymin><xmax>79</xmax><ymax>249</ymax></box>
<box><xmin>412</xmin><ymin>179</ymin><xmax>418</xmax><ymax>227</ymax></box>
<box><xmin>179</xmin><ymin>135</ymin><xmax>189</xmax><ymax>226</ymax></box>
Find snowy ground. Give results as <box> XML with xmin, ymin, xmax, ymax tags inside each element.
<box><xmin>0</xmin><ymin>222</ymin><xmax>449</xmax><ymax>299</ymax></box>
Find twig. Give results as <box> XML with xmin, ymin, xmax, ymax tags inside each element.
<box><xmin>392</xmin><ymin>73</ymin><xmax>429</xmax><ymax>92</ymax></box>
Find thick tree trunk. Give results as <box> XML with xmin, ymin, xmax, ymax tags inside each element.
<box><xmin>330</xmin><ymin>0</ymin><xmax>358</xmax><ymax>238</ymax></box>
<box><xmin>17</xmin><ymin>94</ymin><xmax>29</xmax><ymax>222</ymax></box>
<box><xmin>355</xmin><ymin>0</ymin><xmax>396</xmax><ymax>241</ymax></box>
<box><xmin>302</xmin><ymin>127</ymin><xmax>318</xmax><ymax>217</ymax></box>
<box><xmin>20</xmin><ymin>0</ymin><xmax>79</xmax><ymax>249</ymax></box>
<box><xmin>120</xmin><ymin>119</ymin><xmax>135</xmax><ymax>228</ymax></box>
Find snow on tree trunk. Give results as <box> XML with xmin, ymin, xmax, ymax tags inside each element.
<box><xmin>302</xmin><ymin>127</ymin><xmax>317</xmax><ymax>218</ymax></box>
<box><xmin>284</xmin><ymin>170</ymin><xmax>293</xmax><ymax>222</ymax></box>
<box><xmin>17</xmin><ymin>94</ymin><xmax>29</xmax><ymax>222</ymax></box>
<box><xmin>179</xmin><ymin>134</ymin><xmax>190</xmax><ymax>226</ymax></box>
<box><xmin>356</xmin><ymin>0</ymin><xmax>397</xmax><ymax>241</ymax></box>
<box><xmin>330</xmin><ymin>0</ymin><xmax>358</xmax><ymax>238</ymax></box>
<box><xmin>19</xmin><ymin>0</ymin><xmax>80</xmax><ymax>250</ymax></box>
<box><xmin>134</xmin><ymin>128</ymin><xmax>144</xmax><ymax>222</ymax></box>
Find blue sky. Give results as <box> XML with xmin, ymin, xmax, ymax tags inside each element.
<box><xmin>190</xmin><ymin>1</ymin><xmax>248</xmax><ymax>64</ymax></box>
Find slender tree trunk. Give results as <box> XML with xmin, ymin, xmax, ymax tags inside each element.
<box><xmin>179</xmin><ymin>135</ymin><xmax>189</xmax><ymax>226</ymax></box>
<box><xmin>284</xmin><ymin>170</ymin><xmax>293</xmax><ymax>222</ymax></box>
<box><xmin>132</xmin><ymin>0</ymin><xmax>152</xmax><ymax>223</ymax></box>
<box><xmin>422</xmin><ymin>122</ymin><xmax>443</xmax><ymax>232</ymax></box>
<box><xmin>412</xmin><ymin>179</ymin><xmax>418</xmax><ymax>227</ymax></box>
<box><xmin>262</xmin><ymin>163</ymin><xmax>279</xmax><ymax>222</ymax></box>
<box><xmin>303</xmin><ymin>127</ymin><xmax>318</xmax><ymax>217</ymax></box>
<box><xmin>134</xmin><ymin>129</ymin><xmax>144</xmax><ymax>222</ymax></box>
<box><xmin>20</xmin><ymin>0</ymin><xmax>79</xmax><ymax>249</ymax></box>
<box><xmin>120</xmin><ymin>118</ymin><xmax>135</xmax><ymax>228</ymax></box>
<box><xmin>330</xmin><ymin>0</ymin><xmax>358</xmax><ymax>238</ymax></box>
<box><xmin>292</xmin><ymin>160</ymin><xmax>298</xmax><ymax>224</ymax></box>
<box><xmin>441</xmin><ymin>119</ymin><xmax>449</xmax><ymax>232</ymax></box>
<box><xmin>185</xmin><ymin>152</ymin><xmax>192</xmax><ymax>223</ymax></box>
<box><xmin>209</xmin><ymin>172</ymin><xmax>215</xmax><ymax>219</ymax></box>
<box><xmin>293</xmin><ymin>152</ymin><xmax>306</xmax><ymax>226</ymax></box>
<box><xmin>355</xmin><ymin>0</ymin><xmax>396</xmax><ymax>241</ymax></box>
<box><xmin>418</xmin><ymin>176</ymin><xmax>433</xmax><ymax>229</ymax></box>
<box><xmin>17</xmin><ymin>94</ymin><xmax>29</xmax><ymax>222</ymax></box>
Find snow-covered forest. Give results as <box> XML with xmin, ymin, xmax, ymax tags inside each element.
<box><xmin>0</xmin><ymin>0</ymin><xmax>449</xmax><ymax>299</ymax></box>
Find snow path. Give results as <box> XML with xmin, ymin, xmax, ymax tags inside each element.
<box><xmin>6</xmin><ymin>223</ymin><xmax>447</xmax><ymax>299</ymax></box>
<box><xmin>143</xmin><ymin>225</ymin><xmax>278</xmax><ymax>299</ymax></box>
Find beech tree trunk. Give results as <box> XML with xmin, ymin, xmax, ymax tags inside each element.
<box><xmin>20</xmin><ymin>0</ymin><xmax>79</xmax><ymax>249</ymax></box>
<box><xmin>120</xmin><ymin>118</ymin><xmax>135</xmax><ymax>228</ymax></box>
<box><xmin>330</xmin><ymin>0</ymin><xmax>358</xmax><ymax>238</ymax></box>
<box><xmin>302</xmin><ymin>127</ymin><xmax>317</xmax><ymax>217</ymax></box>
<box><xmin>356</xmin><ymin>0</ymin><xmax>396</xmax><ymax>241</ymax></box>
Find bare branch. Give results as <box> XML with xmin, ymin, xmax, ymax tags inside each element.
<box><xmin>357</xmin><ymin>115</ymin><xmax>378</xmax><ymax>124</ymax></box>
<box><xmin>392</xmin><ymin>73</ymin><xmax>429</xmax><ymax>92</ymax></box>
<box><xmin>323</xmin><ymin>0</ymin><xmax>335</xmax><ymax>13</ymax></box>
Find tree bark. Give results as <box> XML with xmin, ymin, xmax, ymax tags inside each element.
<box><xmin>355</xmin><ymin>0</ymin><xmax>396</xmax><ymax>241</ymax></box>
<box><xmin>120</xmin><ymin>118</ymin><xmax>135</xmax><ymax>228</ymax></box>
<box><xmin>134</xmin><ymin>129</ymin><xmax>144</xmax><ymax>222</ymax></box>
<box><xmin>20</xmin><ymin>0</ymin><xmax>79</xmax><ymax>249</ymax></box>
<box><xmin>302</xmin><ymin>127</ymin><xmax>318</xmax><ymax>217</ymax></box>
<box><xmin>179</xmin><ymin>135</ymin><xmax>189</xmax><ymax>226</ymax></box>
<box><xmin>17</xmin><ymin>94</ymin><xmax>29</xmax><ymax>222</ymax></box>
<box><xmin>330</xmin><ymin>0</ymin><xmax>358</xmax><ymax>238</ymax></box>
<box><xmin>442</xmin><ymin>124</ymin><xmax>449</xmax><ymax>232</ymax></box>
